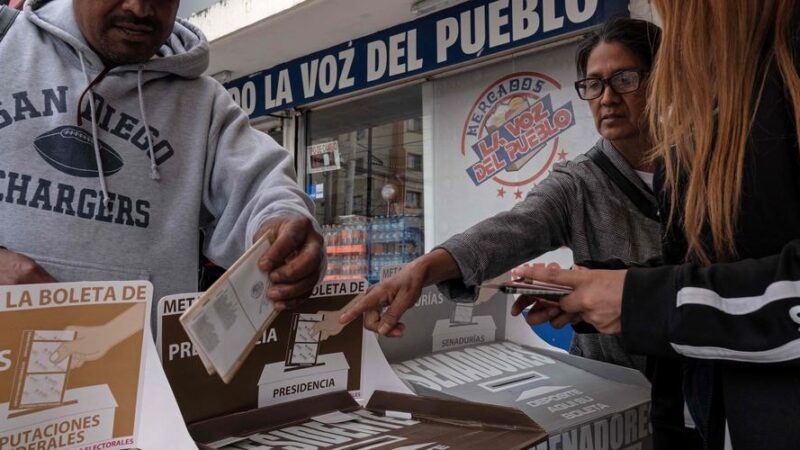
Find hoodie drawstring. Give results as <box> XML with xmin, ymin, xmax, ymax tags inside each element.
<box><xmin>137</xmin><ymin>67</ymin><xmax>160</xmax><ymax>180</ymax></box>
<box><xmin>75</xmin><ymin>56</ymin><xmax>162</xmax><ymax>210</ymax></box>
<box><xmin>78</xmin><ymin>52</ymin><xmax>111</xmax><ymax>209</ymax></box>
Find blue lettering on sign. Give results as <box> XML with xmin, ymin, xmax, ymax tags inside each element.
<box><xmin>225</xmin><ymin>0</ymin><xmax>628</xmax><ymax>117</ymax></box>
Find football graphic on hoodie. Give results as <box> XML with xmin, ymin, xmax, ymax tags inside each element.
<box><xmin>34</xmin><ymin>126</ymin><xmax>124</xmax><ymax>177</ymax></box>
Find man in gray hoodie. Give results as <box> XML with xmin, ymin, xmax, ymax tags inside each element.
<box><xmin>0</xmin><ymin>0</ymin><xmax>324</xmax><ymax>323</ymax></box>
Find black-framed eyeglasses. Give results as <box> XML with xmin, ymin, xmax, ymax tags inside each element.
<box><xmin>574</xmin><ymin>69</ymin><xmax>646</xmax><ymax>100</ymax></box>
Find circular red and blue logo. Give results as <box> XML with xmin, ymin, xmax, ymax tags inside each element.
<box><xmin>461</xmin><ymin>72</ymin><xmax>575</xmax><ymax>196</ymax></box>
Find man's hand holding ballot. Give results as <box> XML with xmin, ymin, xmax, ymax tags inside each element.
<box><xmin>256</xmin><ymin>216</ymin><xmax>325</xmax><ymax>311</ymax></box>
<box><xmin>181</xmin><ymin>215</ymin><xmax>325</xmax><ymax>383</ymax></box>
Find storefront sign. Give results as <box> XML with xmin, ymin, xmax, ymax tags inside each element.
<box><xmin>225</xmin><ymin>0</ymin><xmax>628</xmax><ymax>117</ymax></box>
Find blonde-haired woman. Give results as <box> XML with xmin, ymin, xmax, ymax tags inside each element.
<box><xmin>520</xmin><ymin>1</ymin><xmax>800</xmax><ymax>449</ymax></box>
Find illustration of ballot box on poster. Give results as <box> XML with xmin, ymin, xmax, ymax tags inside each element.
<box><xmin>1</xmin><ymin>330</ymin><xmax>118</xmax><ymax>443</ymax></box>
<box><xmin>257</xmin><ymin>314</ymin><xmax>349</xmax><ymax>407</ymax></box>
<box><xmin>284</xmin><ymin>314</ymin><xmax>324</xmax><ymax>368</ymax></box>
<box><xmin>0</xmin><ymin>385</ymin><xmax>117</xmax><ymax>445</ymax></box>
<box><xmin>432</xmin><ymin>303</ymin><xmax>497</xmax><ymax>352</ymax></box>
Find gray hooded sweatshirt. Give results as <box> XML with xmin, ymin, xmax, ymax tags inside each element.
<box><xmin>0</xmin><ymin>0</ymin><xmax>317</xmax><ymax>324</ymax></box>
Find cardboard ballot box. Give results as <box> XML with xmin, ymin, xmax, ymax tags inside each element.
<box><xmin>190</xmin><ymin>390</ymin><xmax>547</xmax><ymax>450</ymax></box>
<box><xmin>157</xmin><ymin>280</ymin><xmax>368</xmax><ymax>424</ymax></box>
<box><xmin>377</xmin><ymin>282</ymin><xmax>654</xmax><ymax>450</ymax></box>
<box><xmin>393</xmin><ymin>340</ymin><xmax>653</xmax><ymax>450</ymax></box>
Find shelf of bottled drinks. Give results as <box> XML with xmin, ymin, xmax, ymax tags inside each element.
<box><xmin>321</xmin><ymin>214</ymin><xmax>423</xmax><ymax>283</ymax></box>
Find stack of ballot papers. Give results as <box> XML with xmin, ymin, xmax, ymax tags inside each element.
<box><xmin>180</xmin><ymin>233</ymin><xmax>278</xmax><ymax>383</ymax></box>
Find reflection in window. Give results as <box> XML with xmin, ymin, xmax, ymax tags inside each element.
<box><xmin>307</xmin><ymin>85</ymin><xmax>424</xmax><ymax>283</ymax></box>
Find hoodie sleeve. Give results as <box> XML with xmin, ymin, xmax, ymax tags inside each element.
<box><xmin>622</xmin><ymin>239</ymin><xmax>800</xmax><ymax>365</ymax></box>
<box><xmin>200</xmin><ymin>82</ymin><xmax>320</xmax><ymax>269</ymax></box>
<box><xmin>435</xmin><ymin>161</ymin><xmax>578</xmax><ymax>300</ymax></box>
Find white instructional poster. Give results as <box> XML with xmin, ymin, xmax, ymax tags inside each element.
<box><xmin>0</xmin><ymin>281</ymin><xmax>151</xmax><ymax>450</ymax></box>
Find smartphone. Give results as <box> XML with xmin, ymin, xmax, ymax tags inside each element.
<box><xmin>500</xmin><ymin>286</ymin><xmax>569</xmax><ymax>300</ymax></box>
<box><xmin>495</xmin><ymin>280</ymin><xmax>572</xmax><ymax>300</ymax></box>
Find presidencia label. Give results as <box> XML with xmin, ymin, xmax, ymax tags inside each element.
<box><xmin>257</xmin><ymin>353</ymin><xmax>350</xmax><ymax>407</ymax></box>
<box><xmin>225</xmin><ymin>0</ymin><xmax>628</xmax><ymax>117</ymax></box>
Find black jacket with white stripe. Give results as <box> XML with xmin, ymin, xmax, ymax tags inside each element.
<box><xmin>622</xmin><ymin>56</ymin><xmax>800</xmax><ymax>449</ymax></box>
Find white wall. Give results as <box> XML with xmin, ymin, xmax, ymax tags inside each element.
<box><xmin>629</xmin><ymin>0</ymin><xmax>659</xmax><ymax>23</ymax></box>
<box><xmin>178</xmin><ymin>0</ymin><xmax>220</xmax><ymax>18</ymax></box>
<box><xmin>187</xmin><ymin>0</ymin><xmax>307</xmax><ymax>42</ymax></box>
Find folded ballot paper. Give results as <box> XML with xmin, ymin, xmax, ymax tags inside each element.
<box><xmin>180</xmin><ymin>232</ymin><xmax>278</xmax><ymax>383</ymax></box>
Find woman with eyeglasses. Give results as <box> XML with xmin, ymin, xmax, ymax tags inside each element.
<box><xmin>339</xmin><ymin>12</ymin><xmax>669</xmax><ymax>390</ymax></box>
